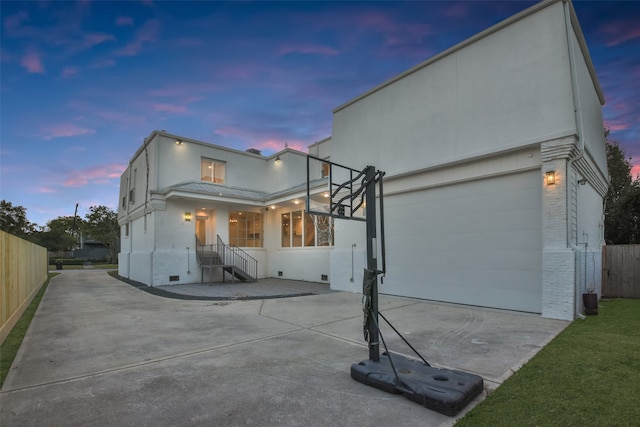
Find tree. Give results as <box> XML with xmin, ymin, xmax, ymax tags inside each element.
<box><xmin>604</xmin><ymin>139</ymin><xmax>640</xmax><ymax>244</ymax></box>
<box><xmin>32</xmin><ymin>216</ymin><xmax>80</xmax><ymax>251</ymax></box>
<box><xmin>84</xmin><ymin>205</ymin><xmax>119</xmax><ymax>262</ymax></box>
<box><xmin>0</xmin><ymin>200</ymin><xmax>35</xmax><ymax>238</ymax></box>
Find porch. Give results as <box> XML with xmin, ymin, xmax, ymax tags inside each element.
<box><xmin>156</xmin><ymin>277</ymin><xmax>333</xmax><ymax>300</ymax></box>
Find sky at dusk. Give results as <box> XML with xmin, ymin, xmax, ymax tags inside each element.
<box><xmin>1</xmin><ymin>0</ymin><xmax>639</xmax><ymax>227</ymax></box>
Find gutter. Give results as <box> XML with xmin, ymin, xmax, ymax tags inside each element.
<box><xmin>564</xmin><ymin>0</ymin><xmax>585</xmax><ymax>250</ymax></box>
<box><xmin>563</xmin><ymin>0</ymin><xmax>594</xmax><ymax>319</ymax></box>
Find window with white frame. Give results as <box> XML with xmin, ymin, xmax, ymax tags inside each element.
<box><xmin>229</xmin><ymin>211</ymin><xmax>263</xmax><ymax>247</ymax></box>
<box><xmin>281</xmin><ymin>210</ymin><xmax>333</xmax><ymax>247</ymax></box>
<box><xmin>201</xmin><ymin>158</ymin><xmax>225</xmax><ymax>184</ymax></box>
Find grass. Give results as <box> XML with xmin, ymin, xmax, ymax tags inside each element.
<box><xmin>456</xmin><ymin>299</ymin><xmax>640</xmax><ymax>426</ymax></box>
<box><xmin>48</xmin><ymin>263</ymin><xmax>118</xmax><ymax>270</ymax></box>
<box><xmin>0</xmin><ymin>273</ymin><xmax>57</xmax><ymax>388</ymax></box>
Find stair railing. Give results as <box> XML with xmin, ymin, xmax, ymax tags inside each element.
<box><xmin>195</xmin><ymin>235</ymin><xmax>257</xmax><ymax>280</ymax></box>
<box><xmin>217</xmin><ymin>235</ymin><xmax>258</xmax><ymax>280</ymax></box>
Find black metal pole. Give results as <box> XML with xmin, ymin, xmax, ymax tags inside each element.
<box><xmin>365</xmin><ymin>166</ymin><xmax>379</xmax><ymax>362</ymax></box>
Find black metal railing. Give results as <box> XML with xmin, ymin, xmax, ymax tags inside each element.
<box><xmin>195</xmin><ymin>234</ymin><xmax>257</xmax><ymax>281</ymax></box>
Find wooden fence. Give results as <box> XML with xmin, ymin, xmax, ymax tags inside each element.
<box><xmin>602</xmin><ymin>245</ymin><xmax>640</xmax><ymax>298</ymax></box>
<box><xmin>1</xmin><ymin>231</ymin><xmax>48</xmax><ymax>344</ymax></box>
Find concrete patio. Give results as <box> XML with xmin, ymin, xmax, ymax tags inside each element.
<box><xmin>0</xmin><ymin>270</ymin><xmax>569</xmax><ymax>426</ymax></box>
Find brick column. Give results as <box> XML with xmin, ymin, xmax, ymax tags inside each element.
<box><xmin>541</xmin><ymin>137</ymin><xmax>578</xmax><ymax>320</ymax></box>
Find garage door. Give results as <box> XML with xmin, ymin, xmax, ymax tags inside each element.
<box><xmin>382</xmin><ymin>170</ymin><xmax>541</xmax><ymax>313</ymax></box>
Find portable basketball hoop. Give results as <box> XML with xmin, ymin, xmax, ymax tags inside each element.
<box><xmin>306</xmin><ymin>155</ymin><xmax>483</xmax><ymax>416</ymax></box>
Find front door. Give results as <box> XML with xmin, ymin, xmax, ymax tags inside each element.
<box><xmin>196</xmin><ymin>217</ymin><xmax>207</xmax><ymax>244</ymax></box>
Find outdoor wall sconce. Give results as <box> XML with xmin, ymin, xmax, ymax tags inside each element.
<box><xmin>275</xmin><ymin>155</ymin><xmax>281</xmax><ymax>163</ymax></box>
<box><xmin>184</xmin><ymin>212</ymin><xmax>192</xmax><ymax>221</ymax></box>
<box><xmin>545</xmin><ymin>171</ymin><xmax>556</xmax><ymax>185</ymax></box>
<box><xmin>175</xmin><ymin>140</ymin><xmax>183</xmax><ymax>145</ymax></box>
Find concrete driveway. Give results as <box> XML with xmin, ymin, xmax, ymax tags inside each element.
<box><xmin>1</xmin><ymin>270</ymin><xmax>568</xmax><ymax>426</ymax></box>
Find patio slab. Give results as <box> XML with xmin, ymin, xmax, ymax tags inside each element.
<box><xmin>0</xmin><ymin>270</ymin><xmax>569</xmax><ymax>426</ymax></box>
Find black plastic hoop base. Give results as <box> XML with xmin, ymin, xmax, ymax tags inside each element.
<box><xmin>350</xmin><ymin>353</ymin><xmax>484</xmax><ymax>416</ymax></box>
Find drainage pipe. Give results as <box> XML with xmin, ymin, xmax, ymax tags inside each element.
<box><xmin>563</xmin><ymin>0</ymin><xmax>588</xmax><ymax>318</ymax></box>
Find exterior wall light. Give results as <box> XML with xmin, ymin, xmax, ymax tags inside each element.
<box><xmin>176</xmin><ymin>140</ymin><xmax>183</xmax><ymax>145</ymax></box>
<box><xmin>184</xmin><ymin>212</ymin><xmax>192</xmax><ymax>221</ymax></box>
<box><xmin>545</xmin><ymin>171</ymin><xmax>556</xmax><ymax>186</ymax></box>
<box><xmin>275</xmin><ymin>155</ymin><xmax>281</xmax><ymax>163</ymax></box>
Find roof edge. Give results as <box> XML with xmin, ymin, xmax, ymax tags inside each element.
<box><xmin>566</xmin><ymin>0</ymin><xmax>605</xmax><ymax>105</ymax></box>
<box><xmin>333</xmin><ymin>0</ymin><xmax>564</xmax><ymax>114</ymax></box>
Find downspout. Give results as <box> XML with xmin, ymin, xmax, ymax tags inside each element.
<box><xmin>152</xmin><ymin>133</ymin><xmax>161</xmax><ymax>285</ymax></box>
<box><xmin>137</xmin><ymin>133</ymin><xmax>156</xmax><ymax>284</ymax></box>
<box><xmin>126</xmin><ymin>164</ymin><xmax>133</xmax><ymax>278</ymax></box>
<box><xmin>563</xmin><ymin>0</ymin><xmax>586</xmax><ymax>318</ymax></box>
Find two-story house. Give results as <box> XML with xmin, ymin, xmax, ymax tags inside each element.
<box><xmin>118</xmin><ymin>132</ymin><xmax>333</xmax><ymax>286</ymax></box>
<box><xmin>119</xmin><ymin>0</ymin><xmax>608</xmax><ymax>320</ymax></box>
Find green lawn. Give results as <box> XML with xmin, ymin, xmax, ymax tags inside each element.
<box><xmin>456</xmin><ymin>299</ymin><xmax>640</xmax><ymax>426</ymax></box>
<box><xmin>1</xmin><ymin>274</ymin><xmax>56</xmax><ymax>387</ymax></box>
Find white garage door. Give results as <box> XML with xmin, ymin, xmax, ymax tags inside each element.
<box><xmin>382</xmin><ymin>170</ymin><xmax>541</xmax><ymax>313</ymax></box>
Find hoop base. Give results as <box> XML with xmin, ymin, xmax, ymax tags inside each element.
<box><xmin>351</xmin><ymin>353</ymin><xmax>483</xmax><ymax>416</ymax></box>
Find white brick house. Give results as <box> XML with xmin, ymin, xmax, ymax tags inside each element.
<box><xmin>118</xmin><ymin>0</ymin><xmax>608</xmax><ymax>320</ymax></box>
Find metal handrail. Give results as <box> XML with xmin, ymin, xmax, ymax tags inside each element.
<box><xmin>195</xmin><ymin>235</ymin><xmax>257</xmax><ymax>281</ymax></box>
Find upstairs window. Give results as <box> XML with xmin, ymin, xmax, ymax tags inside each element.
<box><xmin>321</xmin><ymin>162</ymin><xmax>330</xmax><ymax>178</ymax></box>
<box><xmin>201</xmin><ymin>158</ymin><xmax>225</xmax><ymax>184</ymax></box>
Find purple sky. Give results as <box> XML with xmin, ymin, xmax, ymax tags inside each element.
<box><xmin>1</xmin><ymin>1</ymin><xmax>638</xmax><ymax>227</ymax></box>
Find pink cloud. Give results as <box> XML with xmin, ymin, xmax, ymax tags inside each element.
<box><xmin>96</xmin><ymin>111</ymin><xmax>146</xmax><ymax>127</ymax></box>
<box><xmin>215</xmin><ymin>65</ymin><xmax>254</xmax><ymax>80</ymax></box>
<box><xmin>62</xmin><ymin>66</ymin><xmax>78</xmax><ymax>78</ymax></box>
<box><xmin>631</xmin><ymin>164</ymin><xmax>640</xmax><ymax>180</ymax></box>
<box><xmin>42</xmin><ymin>124</ymin><xmax>95</xmax><ymax>140</ymax></box>
<box><xmin>115</xmin><ymin>19</ymin><xmax>160</xmax><ymax>56</ymax></box>
<box><xmin>354</xmin><ymin>11</ymin><xmax>433</xmax><ymax>57</ymax></box>
<box><xmin>116</xmin><ymin>16</ymin><xmax>134</xmax><ymax>26</ymax></box>
<box><xmin>148</xmin><ymin>82</ymin><xmax>217</xmax><ymax>101</ymax></box>
<box><xmin>279</xmin><ymin>44</ymin><xmax>339</xmax><ymax>56</ymax></box>
<box><xmin>358</xmin><ymin>11</ymin><xmax>397</xmax><ymax>34</ymax></box>
<box><xmin>82</xmin><ymin>32</ymin><xmax>115</xmax><ymax>49</ymax></box>
<box><xmin>604</xmin><ymin>121</ymin><xmax>630</xmax><ymax>132</ymax></box>
<box><xmin>20</xmin><ymin>51</ymin><xmax>45</xmax><ymax>73</ymax></box>
<box><xmin>213</xmin><ymin>126</ymin><xmax>306</xmax><ymax>153</ymax></box>
<box><xmin>89</xmin><ymin>58</ymin><xmax>116</xmax><ymax>69</ymax></box>
<box><xmin>3</xmin><ymin>10</ymin><xmax>33</xmax><ymax>38</ymax></box>
<box><xmin>599</xmin><ymin>20</ymin><xmax>640</xmax><ymax>46</ymax></box>
<box><xmin>63</xmin><ymin>164</ymin><xmax>126</xmax><ymax>187</ymax></box>
<box><xmin>443</xmin><ymin>3</ymin><xmax>470</xmax><ymax>18</ymax></box>
<box><xmin>253</xmin><ymin>139</ymin><xmax>306</xmax><ymax>153</ymax></box>
<box><xmin>152</xmin><ymin>103</ymin><xmax>186</xmax><ymax>113</ymax></box>
<box><xmin>38</xmin><ymin>187</ymin><xmax>56</xmax><ymax>194</ymax></box>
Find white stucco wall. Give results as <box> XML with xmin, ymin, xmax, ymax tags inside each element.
<box><xmin>154</xmin><ymin>134</ymin><xmax>268</xmax><ymax>191</ymax></box>
<box><xmin>331</xmin><ymin>1</ymin><xmax>575</xmax><ymax>176</ymax></box>
<box><xmin>569</xmin><ymin>16</ymin><xmax>606</xmax><ymax>177</ymax></box>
